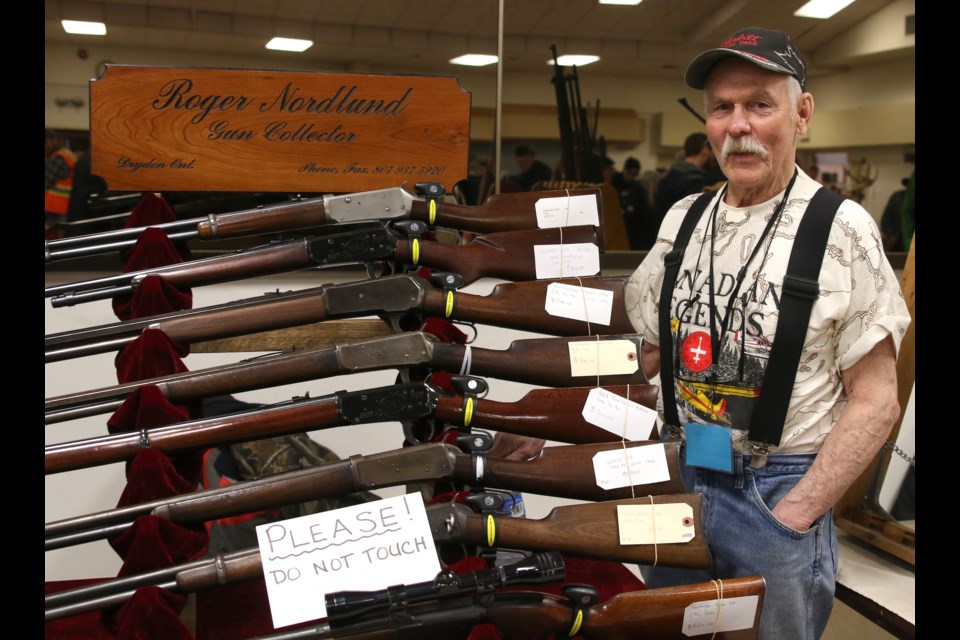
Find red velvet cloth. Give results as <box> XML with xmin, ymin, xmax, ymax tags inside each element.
<box><xmin>114</xmin><ymin>329</ymin><xmax>190</xmax><ymax>383</ymax></box>
<box><xmin>119</xmin><ymin>193</ymin><xmax>191</xmax><ymax>264</ymax></box>
<box><xmin>113</xmin><ymin>272</ymin><xmax>194</xmax><ymax>322</ymax></box>
<box><xmin>115</xmin><ymin>449</ymin><xmax>200</xmax><ymax>506</ymax></box>
<box><xmin>102</xmin><ymin>586</ymin><xmax>193</xmax><ymax>640</ymax></box>
<box><xmin>107</xmin><ymin>386</ymin><xmax>192</xmax><ymax>434</ymax></box>
<box><xmin>109</xmin><ymin>515</ymin><xmax>208</xmax><ymax>575</ymax></box>
<box><xmin>106</xmin><ymin>384</ymin><xmax>202</xmax><ymax>486</ymax></box>
<box><xmin>45</xmin><ymin>579</ymin><xmax>117</xmax><ymax>640</ymax></box>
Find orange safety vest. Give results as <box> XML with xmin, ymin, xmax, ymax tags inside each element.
<box><xmin>44</xmin><ymin>148</ymin><xmax>77</xmax><ymax>215</ymax></box>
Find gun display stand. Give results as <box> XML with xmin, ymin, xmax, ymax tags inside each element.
<box><xmin>834</xmin><ymin>238</ymin><xmax>916</xmax><ymax>567</ymax></box>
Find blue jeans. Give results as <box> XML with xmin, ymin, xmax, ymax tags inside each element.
<box><xmin>640</xmin><ymin>448</ymin><xmax>838</xmax><ymax>640</ymax></box>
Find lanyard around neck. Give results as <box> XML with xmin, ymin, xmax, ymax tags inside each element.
<box><xmin>705</xmin><ymin>169</ymin><xmax>799</xmax><ymax>375</ymax></box>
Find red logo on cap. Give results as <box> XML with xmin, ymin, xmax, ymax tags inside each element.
<box><xmin>723</xmin><ymin>33</ymin><xmax>762</xmax><ymax>49</ymax></box>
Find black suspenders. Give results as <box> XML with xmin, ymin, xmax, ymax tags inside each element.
<box><xmin>658</xmin><ymin>187</ymin><xmax>844</xmax><ymax>448</ymax></box>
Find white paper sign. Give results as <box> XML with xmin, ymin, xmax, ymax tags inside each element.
<box><xmin>533</xmin><ymin>243</ymin><xmax>600</xmax><ymax>279</ymax></box>
<box><xmin>256</xmin><ymin>493</ymin><xmax>441</xmax><ymax>628</ymax></box>
<box><xmin>581</xmin><ymin>387</ymin><xmax>656</xmax><ymax>440</ymax></box>
<box><xmin>535</xmin><ymin>194</ymin><xmax>601</xmax><ymax>228</ymax></box>
<box><xmin>616</xmin><ymin>502</ymin><xmax>696</xmax><ymax>544</ymax></box>
<box><xmin>543</xmin><ymin>282</ymin><xmax>613</xmax><ymax>326</ymax></box>
<box><xmin>568</xmin><ymin>340</ymin><xmax>640</xmax><ymax>377</ymax></box>
<box><xmin>682</xmin><ymin>595</ymin><xmax>760</xmax><ymax>636</ymax></box>
<box><xmin>592</xmin><ymin>444</ymin><xmax>670</xmax><ymax>489</ymax></box>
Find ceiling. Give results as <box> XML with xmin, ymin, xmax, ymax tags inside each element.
<box><xmin>45</xmin><ymin>0</ymin><xmax>912</xmax><ymax>81</ymax></box>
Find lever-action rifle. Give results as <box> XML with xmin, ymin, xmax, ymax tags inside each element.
<box><xmin>44</xmin><ymin>273</ymin><xmax>634</xmax><ymax>363</ymax></box>
<box><xmin>45</xmin><ymin>331</ymin><xmax>651</xmax><ymax>424</ymax></box>
<box><xmin>48</xmin><ymin>497</ymin><xmax>711</xmax><ymax>622</ymax></box>
<box><xmin>44</xmin><ymin>183</ymin><xmax>603</xmax><ymax>263</ymax></box>
<box><xmin>44</xmin><ymin>439</ymin><xmax>683</xmax><ymax>550</ymax></box>
<box><xmin>44</xmin><ymin>376</ymin><xmax>663</xmax><ymax>473</ymax></box>
<box><xmin>45</xmin><ymin>548</ymin><xmax>564</xmax><ymax>623</ymax></box>
<box><xmin>45</xmin><ymin>379</ymin><xmax>433</xmax><ymax>474</ymax></box>
<box><xmin>45</xmin><ymin>222</ymin><xmax>602</xmax><ymax>307</ymax></box>
<box><xmin>254</xmin><ymin>576</ymin><xmax>765</xmax><ymax>640</ymax></box>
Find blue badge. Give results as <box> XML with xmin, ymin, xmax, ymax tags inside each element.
<box><xmin>684</xmin><ymin>422</ymin><xmax>734</xmax><ymax>473</ymax></box>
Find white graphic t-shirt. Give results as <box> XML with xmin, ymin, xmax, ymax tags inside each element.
<box><xmin>625</xmin><ymin>167</ymin><xmax>911</xmax><ymax>454</ymax></box>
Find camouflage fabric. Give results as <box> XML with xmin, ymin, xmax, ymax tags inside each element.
<box><xmin>229</xmin><ymin>433</ymin><xmax>381</xmax><ymax>517</ymax></box>
<box><xmin>203</xmin><ymin>432</ymin><xmax>380</xmax><ymax>554</ymax></box>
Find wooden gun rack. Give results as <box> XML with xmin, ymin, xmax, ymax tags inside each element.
<box><xmin>834</xmin><ymin>238</ymin><xmax>916</xmax><ymax>566</ymax></box>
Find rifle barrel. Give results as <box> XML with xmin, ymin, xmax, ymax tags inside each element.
<box><xmin>44</xmin><ymin>333</ymin><xmax>650</xmax><ymax>425</ymax></box>
<box><xmin>44</xmin><ymin>274</ymin><xmax>635</xmax><ymax>363</ymax></box>
<box><xmin>44</xmin><ymin>441</ymin><xmax>682</xmax><ymax>550</ymax></box>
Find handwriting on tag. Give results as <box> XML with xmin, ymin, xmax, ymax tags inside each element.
<box><xmin>544</xmin><ymin>283</ymin><xmax>613</xmax><ymax>326</ymax></box>
<box><xmin>682</xmin><ymin>595</ymin><xmax>760</xmax><ymax>635</ymax></box>
<box><xmin>616</xmin><ymin>502</ymin><xmax>695</xmax><ymax>544</ymax></box>
<box><xmin>581</xmin><ymin>387</ymin><xmax>656</xmax><ymax>440</ymax></box>
<box><xmin>533</xmin><ymin>243</ymin><xmax>600</xmax><ymax>279</ymax></box>
<box><xmin>535</xmin><ymin>194</ymin><xmax>600</xmax><ymax>228</ymax></box>
<box><xmin>592</xmin><ymin>444</ymin><xmax>670</xmax><ymax>490</ymax></box>
<box><xmin>568</xmin><ymin>340</ymin><xmax>639</xmax><ymax>377</ymax></box>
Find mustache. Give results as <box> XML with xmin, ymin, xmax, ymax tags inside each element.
<box><xmin>721</xmin><ymin>136</ymin><xmax>768</xmax><ymax>160</ymax></box>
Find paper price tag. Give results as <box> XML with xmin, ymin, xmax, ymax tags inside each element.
<box><xmin>581</xmin><ymin>387</ymin><xmax>656</xmax><ymax>440</ymax></box>
<box><xmin>544</xmin><ymin>282</ymin><xmax>613</xmax><ymax>326</ymax></box>
<box><xmin>682</xmin><ymin>595</ymin><xmax>760</xmax><ymax>635</ymax></box>
<box><xmin>533</xmin><ymin>243</ymin><xmax>600</xmax><ymax>279</ymax></box>
<box><xmin>568</xmin><ymin>341</ymin><xmax>639</xmax><ymax>377</ymax></box>
<box><xmin>256</xmin><ymin>493</ymin><xmax>440</xmax><ymax>628</ymax></box>
<box><xmin>616</xmin><ymin>502</ymin><xmax>696</xmax><ymax>545</ymax></box>
<box><xmin>592</xmin><ymin>444</ymin><xmax>670</xmax><ymax>490</ymax></box>
<box><xmin>535</xmin><ymin>194</ymin><xmax>600</xmax><ymax>228</ymax></box>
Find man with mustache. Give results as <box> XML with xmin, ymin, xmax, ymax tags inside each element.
<box><xmin>624</xmin><ymin>27</ymin><xmax>911</xmax><ymax>639</ymax></box>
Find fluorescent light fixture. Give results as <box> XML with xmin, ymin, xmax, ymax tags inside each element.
<box><xmin>61</xmin><ymin>20</ymin><xmax>107</xmax><ymax>36</ymax></box>
<box><xmin>599</xmin><ymin>1</ymin><xmax>643</xmax><ymax>5</ymax></box>
<box><xmin>550</xmin><ymin>55</ymin><xmax>600</xmax><ymax>67</ymax></box>
<box><xmin>794</xmin><ymin>0</ymin><xmax>856</xmax><ymax>19</ymax></box>
<box><xmin>266</xmin><ymin>37</ymin><xmax>314</xmax><ymax>52</ymax></box>
<box><xmin>450</xmin><ymin>54</ymin><xmax>499</xmax><ymax>67</ymax></box>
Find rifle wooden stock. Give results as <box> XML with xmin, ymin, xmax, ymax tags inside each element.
<box><xmin>195</xmin><ymin>188</ymin><xmax>604</xmax><ymax>239</ymax></box>
<box><xmin>45</xmin><ymin>331</ymin><xmax>649</xmax><ymax>425</ymax></box>
<box><xmin>433</xmin><ymin>386</ymin><xmax>658</xmax><ymax>443</ymax></box>
<box><xmin>431</xmin><ymin>496</ymin><xmax>710</xmax><ymax>567</ymax></box>
<box><xmin>44</xmin><ymin>441</ymin><xmax>682</xmax><ymax>550</ymax></box>
<box><xmin>255</xmin><ymin>576</ymin><xmax>765</xmax><ymax>640</ymax></box>
<box><xmin>45</xmin><ymin>224</ymin><xmax>601</xmax><ymax>307</ymax></box>
<box><xmin>44</xmin><ymin>382</ymin><xmax>436</xmax><ymax>475</ymax></box>
<box><xmin>44</xmin><ymin>274</ymin><xmax>634</xmax><ymax>362</ymax></box>
<box><xmin>44</xmin><ymin>187</ymin><xmax>604</xmax><ymax>263</ymax></box>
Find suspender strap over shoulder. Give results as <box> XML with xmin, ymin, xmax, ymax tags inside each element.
<box><xmin>659</xmin><ymin>191</ymin><xmax>717</xmax><ymax>428</ymax></box>
<box><xmin>747</xmin><ymin>186</ymin><xmax>844</xmax><ymax>446</ymax></box>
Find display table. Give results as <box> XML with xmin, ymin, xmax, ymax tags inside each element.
<box><xmin>835</xmin><ymin>526</ymin><xmax>915</xmax><ymax>639</ymax></box>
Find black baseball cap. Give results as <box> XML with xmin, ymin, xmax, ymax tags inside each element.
<box><xmin>685</xmin><ymin>27</ymin><xmax>807</xmax><ymax>90</ymax></box>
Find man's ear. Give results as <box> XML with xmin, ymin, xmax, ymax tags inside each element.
<box><xmin>797</xmin><ymin>92</ymin><xmax>815</xmax><ymax>136</ymax></box>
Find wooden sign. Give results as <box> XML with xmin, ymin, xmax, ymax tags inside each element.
<box><xmin>89</xmin><ymin>65</ymin><xmax>471</xmax><ymax>193</ymax></box>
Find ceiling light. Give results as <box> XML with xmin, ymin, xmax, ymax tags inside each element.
<box><xmin>549</xmin><ymin>55</ymin><xmax>600</xmax><ymax>67</ymax></box>
<box><xmin>599</xmin><ymin>1</ymin><xmax>643</xmax><ymax>5</ymax></box>
<box><xmin>450</xmin><ymin>54</ymin><xmax>499</xmax><ymax>67</ymax></box>
<box><xmin>266</xmin><ymin>37</ymin><xmax>314</xmax><ymax>52</ymax></box>
<box><xmin>62</xmin><ymin>20</ymin><xmax>107</xmax><ymax>36</ymax></box>
<box><xmin>794</xmin><ymin>0</ymin><xmax>856</xmax><ymax>19</ymax></box>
